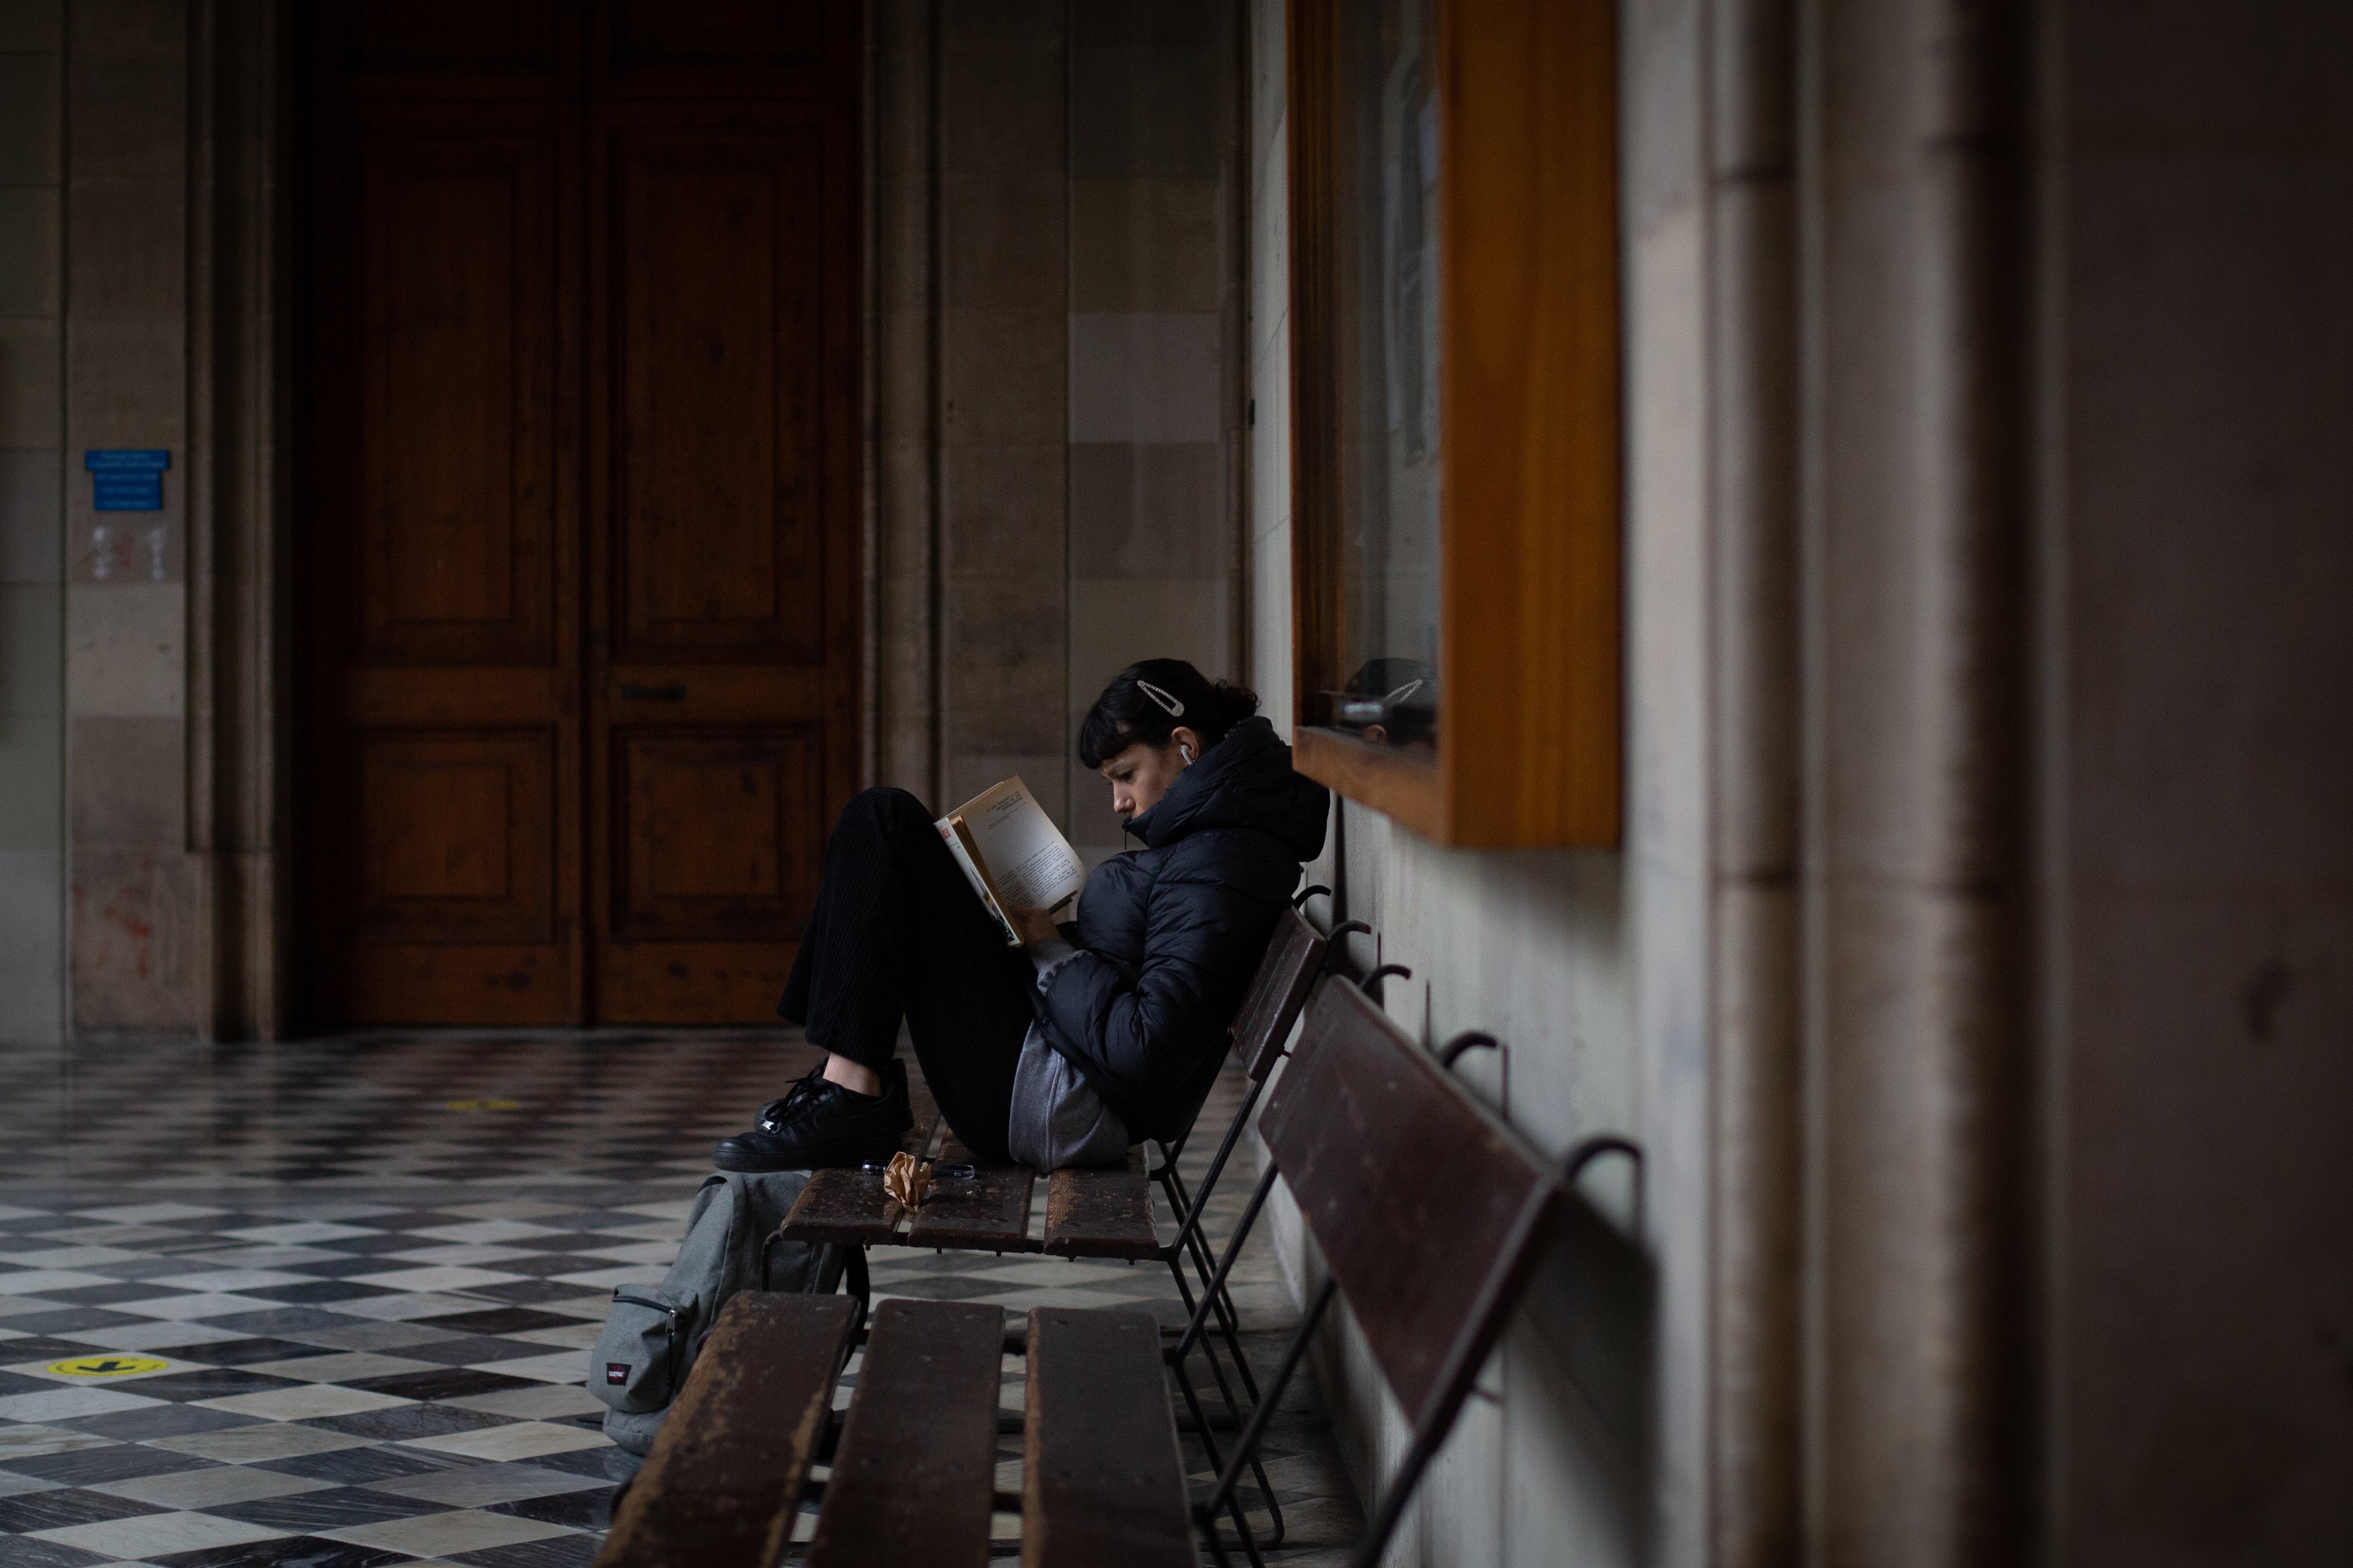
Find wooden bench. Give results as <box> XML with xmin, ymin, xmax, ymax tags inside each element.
<box><xmin>1172</xmin><ymin>977</ymin><xmax>1636</xmax><ymax>1568</ymax></box>
<box><xmin>594</xmin><ymin>1292</ymin><xmax>1194</xmax><ymax>1568</ymax></box>
<box><xmin>602</xmin><ymin>904</ymin><xmax>1634</xmax><ymax>1568</ymax></box>
<box><xmin>772</xmin><ymin>892</ymin><xmax>1343</xmax><ymax>1552</ymax></box>
<box><xmin>779</xmin><ymin>892</ymin><xmax>1340</xmax><ymax>1358</ymax></box>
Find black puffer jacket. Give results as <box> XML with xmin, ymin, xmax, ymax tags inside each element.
<box><xmin>1036</xmin><ymin>717</ymin><xmax>1330</xmax><ymax>1143</ymax></box>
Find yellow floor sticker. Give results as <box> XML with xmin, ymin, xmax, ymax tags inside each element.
<box><xmin>445</xmin><ymin>1098</ymin><xmax>520</xmax><ymax>1112</ymax></box>
<box><xmin>47</xmin><ymin>1355</ymin><xmax>168</xmax><ymax>1378</ymax></box>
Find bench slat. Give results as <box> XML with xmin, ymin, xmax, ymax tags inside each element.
<box><xmin>1232</xmin><ymin>907</ymin><xmax>1328</xmax><ymax>1081</ymax></box>
<box><xmin>1258</xmin><ymin>981</ymin><xmax>1563</xmax><ymax>1436</ymax></box>
<box><xmin>1023</xmin><ymin>1308</ymin><xmax>1194</xmax><ymax>1568</ymax></box>
<box><xmin>1040</xmin><ymin>1147</ymin><xmax>1159</xmax><ymax>1261</ymax></box>
<box><xmin>807</xmin><ymin>1299</ymin><xmax>1005</xmax><ymax>1568</ymax></box>
<box><xmin>904</xmin><ymin>1136</ymin><xmax>1035</xmax><ymax>1252</ymax></box>
<box><xmin>778</xmin><ymin>1072</ymin><xmax>945</xmax><ymax>1245</ymax></box>
<box><xmin>595</xmin><ymin>1291</ymin><xmax>856</xmax><ymax>1568</ymax></box>
<box><xmin>780</xmin><ymin>1165</ymin><xmax>909</xmax><ymax>1245</ymax></box>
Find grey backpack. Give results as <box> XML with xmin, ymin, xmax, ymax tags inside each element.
<box><xmin>588</xmin><ymin>1170</ymin><xmax>845</xmax><ymax>1455</ymax></box>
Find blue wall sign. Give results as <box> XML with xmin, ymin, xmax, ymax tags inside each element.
<box><xmin>86</xmin><ymin>449</ymin><xmax>170</xmax><ymax>512</ymax></box>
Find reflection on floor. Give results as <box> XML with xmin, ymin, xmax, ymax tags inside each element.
<box><xmin>0</xmin><ymin>1033</ymin><xmax>1360</xmax><ymax>1565</ymax></box>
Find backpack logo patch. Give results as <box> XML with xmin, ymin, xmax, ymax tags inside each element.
<box><xmin>606</xmin><ymin>1363</ymin><xmax>629</xmax><ymax>1385</ymax></box>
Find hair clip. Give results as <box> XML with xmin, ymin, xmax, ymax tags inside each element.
<box><xmin>1135</xmin><ymin>679</ymin><xmax>1186</xmax><ymax>717</ymax></box>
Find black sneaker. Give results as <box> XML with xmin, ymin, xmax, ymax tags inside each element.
<box><xmin>713</xmin><ymin>1059</ymin><xmax>912</xmax><ymax>1172</ymax></box>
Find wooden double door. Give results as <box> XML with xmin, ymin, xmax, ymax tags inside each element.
<box><xmin>303</xmin><ymin>3</ymin><xmax>861</xmax><ymax>1024</ymax></box>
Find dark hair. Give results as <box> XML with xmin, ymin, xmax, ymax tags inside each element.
<box><xmin>1078</xmin><ymin>660</ymin><xmax>1260</xmax><ymax>769</ymax></box>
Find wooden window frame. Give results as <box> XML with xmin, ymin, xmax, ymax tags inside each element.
<box><xmin>1285</xmin><ymin>0</ymin><xmax>1622</xmax><ymax>848</ymax></box>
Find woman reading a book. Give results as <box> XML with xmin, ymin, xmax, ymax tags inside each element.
<box><xmin>714</xmin><ymin>658</ymin><xmax>1330</xmax><ymax>1172</ymax></box>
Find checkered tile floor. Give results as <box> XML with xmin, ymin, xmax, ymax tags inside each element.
<box><xmin>0</xmin><ymin>1033</ymin><xmax>1360</xmax><ymax>1565</ymax></box>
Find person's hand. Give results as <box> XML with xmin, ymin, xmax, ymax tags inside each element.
<box><xmin>1007</xmin><ymin>905</ymin><xmax>1062</xmax><ymax>948</ymax></box>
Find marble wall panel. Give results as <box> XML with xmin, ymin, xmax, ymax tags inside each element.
<box><xmin>947</xmin><ymin>577</ymin><xmax>1068</xmax><ymax>754</ymax></box>
<box><xmin>0</xmin><ymin>319</ymin><xmax>62</xmax><ymax>448</ymax></box>
<box><xmin>0</xmin><ymin>722</ymin><xmax>61</xmax><ymax>852</ymax></box>
<box><xmin>66</xmin><ymin>583</ymin><xmax>181</xmax><ymax>717</ymax></box>
<box><xmin>68</xmin><ymin>714</ymin><xmax>181</xmax><ymax>847</ymax></box>
<box><xmin>0</xmin><ymin>450</ymin><xmax>59</xmax><ymax>583</ymax></box>
<box><xmin>66</xmin><ymin>843</ymin><xmax>199</xmax><ymax>1031</ymax></box>
<box><xmin>0</xmin><ymin>848</ymin><xmax>61</xmax><ymax>1035</ymax></box>
<box><xmin>1071</xmin><ymin>40</ymin><xmax>1218</xmax><ymax>179</ymax></box>
<box><xmin>0</xmin><ymin>187</ymin><xmax>59</xmax><ymax>315</ymax></box>
<box><xmin>1067</xmin><ymin>312</ymin><xmax>1222</xmax><ymax>445</ymax></box>
<box><xmin>1069</xmin><ymin>178</ymin><xmax>1222</xmax><ymax>313</ymax></box>
<box><xmin>942</xmin><ymin>445</ymin><xmax>1069</xmax><ymax>582</ymax></box>
<box><xmin>942</xmin><ymin>306</ymin><xmax>1066</xmax><ymax>449</ymax></box>
<box><xmin>0</xmin><ymin>580</ymin><xmax>59</xmax><ymax>718</ymax></box>
<box><xmin>1068</xmin><ymin>442</ymin><xmax>1228</xmax><ymax>579</ymax></box>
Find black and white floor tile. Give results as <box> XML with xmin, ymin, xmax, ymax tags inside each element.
<box><xmin>0</xmin><ymin>1034</ymin><xmax>1359</xmax><ymax>1565</ymax></box>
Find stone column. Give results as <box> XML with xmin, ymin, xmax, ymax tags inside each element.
<box><xmin>0</xmin><ymin>3</ymin><xmax>66</xmax><ymax>1038</ymax></box>
<box><xmin>870</xmin><ymin>0</ymin><xmax>941</xmax><ymax>802</ymax></box>
<box><xmin>1803</xmin><ymin>0</ymin><xmax>2031</xmax><ymax>1560</ymax></box>
<box><xmin>935</xmin><ymin>2</ymin><xmax>1068</xmax><ymax>820</ymax></box>
<box><xmin>65</xmin><ymin>1</ymin><xmax>200</xmax><ymax>1031</ymax></box>
<box><xmin>1707</xmin><ymin>0</ymin><xmax>1803</xmax><ymax>1557</ymax></box>
<box><xmin>186</xmin><ymin>0</ymin><xmax>290</xmax><ymax>1038</ymax></box>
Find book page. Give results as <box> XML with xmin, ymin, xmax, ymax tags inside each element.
<box><xmin>943</xmin><ymin>776</ymin><xmax>1086</xmax><ymax>914</ymax></box>
<box><xmin>937</xmin><ymin>819</ymin><xmax>1018</xmax><ymax>945</ymax></box>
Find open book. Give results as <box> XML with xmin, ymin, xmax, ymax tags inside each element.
<box><xmin>935</xmin><ymin>777</ymin><xmax>1086</xmax><ymax>947</ymax></box>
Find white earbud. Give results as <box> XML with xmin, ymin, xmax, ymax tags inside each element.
<box><xmin>1180</xmin><ymin>744</ymin><xmax>1194</xmax><ymax>764</ymax></box>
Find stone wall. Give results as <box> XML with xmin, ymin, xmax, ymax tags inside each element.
<box><xmin>8</xmin><ymin>0</ymin><xmax>1243</xmax><ymax>1034</ymax></box>
<box><xmin>1064</xmin><ymin>2</ymin><xmax>1243</xmax><ymax>861</ymax></box>
<box><xmin>1245</xmin><ymin>2</ymin><xmax>1673</xmax><ymax>1559</ymax></box>
<box><xmin>0</xmin><ymin>2</ymin><xmax>66</xmax><ymax>1038</ymax></box>
<box><xmin>64</xmin><ymin>1</ymin><xmax>196</xmax><ymax>1031</ymax></box>
<box><xmin>1244</xmin><ymin>0</ymin><xmax>2353</xmax><ymax>1562</ymax></box>
<box><xmin>0</xmin><ymin>0</ymin><xmax>283</xmax><ymax>1040</ymax></box>
<box><xmin>867</xmin><ymin>0</ymin><xmax>1243</xmax><ymax>852</ymax></box>
<box><xmin>2049</xmin><ymin>1</ymin><xmax>2353</xmax><ymax>1555</ymax></box>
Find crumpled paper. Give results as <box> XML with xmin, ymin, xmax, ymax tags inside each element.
<box><xmin>882</xmin><ymin>1150</ymin><xmax>931</xmax><ymax>1210</ymax></box>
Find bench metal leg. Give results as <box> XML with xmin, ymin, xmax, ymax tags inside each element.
<box><xmin>1160</xmin><ymin>1246</ymin><xmax>1283</xmax><ymax>1549</ymax></box>
<box><xmin>1159</xmin><ymin>1074</ymin><xmax>1275</xmax><ymax>1408</ymax></box>
<box><xmin>1166</xmin><ymin>1162</ymin><xmax>1298</xmax><ymax>1558</ymax></box>
<box><xmin>1192</xmin><ymin>1274</ymin><xmax>1335</xmax><ymax>1568</ymax></box>
<box><xmin>842</xmin><ymin>1244</ymin><xmax>870</xmax><ymax>1337</ymax></box>
<box><xmin>1198</xmin><ymin>1287</ymin><xmax>1476</xmax><ymax>1568</ymax></box>
<box><xmin>1173</xmin><ymin>1337</ymin><xmax>1269</xmax><ymax>1568</ymax></box>
<box><xmin>1159</xmin><ymin>1158</ymin><xmax>1256</xmax><ymax>1382</ymax></box>
<box><xmin>1160</xmin><ymin>1184</ymin><xmax>1264</xmax><ymax>1412</ymax></box>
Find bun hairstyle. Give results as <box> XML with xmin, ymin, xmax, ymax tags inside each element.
<box><xmin>1078</xmin><ymin>659</ymin><xmax>1260</xmax><ymax>770</ymax></box>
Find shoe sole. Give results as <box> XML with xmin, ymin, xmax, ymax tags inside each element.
<box><xmin>711</xmin><ymin>1136</ymin><xmax>905</xmax><ymax>1174</ymax></box>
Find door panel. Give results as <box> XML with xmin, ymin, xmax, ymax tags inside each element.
<box><xmin>589</xmin><ymin>103</ymin><xmax>859</xmax><ymax>1023</ymax></box>
<box><xmin>307</xmin><ymin>8</ymin><xmax>861</xmax><ymax>1026</ymax></box>
<box><xmin>309</xmin><ymin>105</ymin><xmax>583</xmax><ymax>1025</ymax></box>
<box><xmin>611</xmin><ymin>132</ymin><xmax>823</xmax><ymax>660</ymax></box>
<box><xmin>614</xmin><ymin>728</ymin><xmax>821</xmax><ymax>938</ymax></box>
<box><xmin>592</xmin><ymin>0</ymin><xmax>855</xmax><ymax>101</ymax></box>
<box><xmin>357</xmin><ymin>139</ymin><xmax>558</xmax><ymax>666</ymax></box>
<box><xmin>357</xmin><ymin>731</ymin><xmax>556</xmax><ymax>942</ymax></box>
<box><xmin>327</xmin><ymin>0</ymin><xmax>576</xmax><ymax>100</ymax></box>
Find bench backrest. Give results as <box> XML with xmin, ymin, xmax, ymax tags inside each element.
<box><xmin>1255</xmin><ymin>980</ymin><xmax>1564</xmax><ymax>1434</ymax></box>
<box><xmin>1229</xmin><ymin>906</ymin><xmax>1329</xmax><ymax>1082</ymax></box>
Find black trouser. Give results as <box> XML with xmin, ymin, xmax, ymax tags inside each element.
<box><xmin>778</xmin><ymin>787</ymin><xmax>1036</xmax><ymax>1162</ymax></box>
